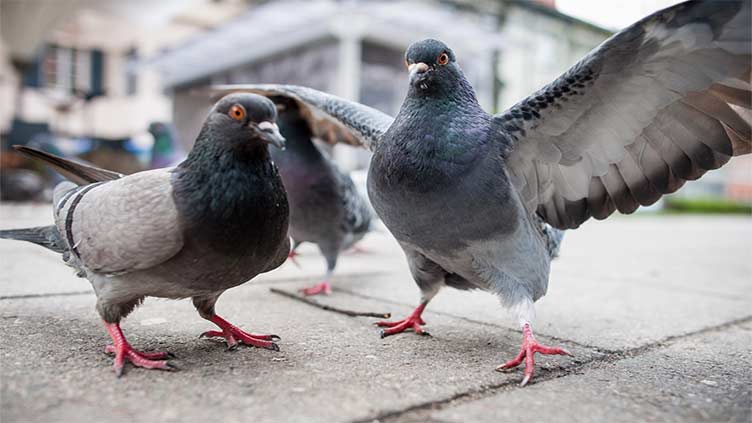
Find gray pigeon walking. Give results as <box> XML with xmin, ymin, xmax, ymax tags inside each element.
<box><xmin>271</xmin><ymin>97</ymin><xmax>373</xmax><ymax>295</ymax></box>
<box><xmin>212</xmin><ymin>0</ymin><xmax>751</xmax><ymax>386</ymax></box>
<box><xmin>0</xmin><ymin>93</ymin><xmax>290</xmax><ymax>376</ymax></box>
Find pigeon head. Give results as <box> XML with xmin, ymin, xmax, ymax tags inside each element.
<box><xmin>207</xmin><ymin>93</ymin><xmax>286</xmax><ymax>150</ymax></box>
<box><xmin>404</xmin><ymin>39</ymin><xmax>464</xmax><ymax>96</ymax></box>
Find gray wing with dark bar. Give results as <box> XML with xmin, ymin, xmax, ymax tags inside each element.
<box><xmin>53</xmin><ymin>168</ymin><xmax>184</xmax><ymax>275</ymax></box>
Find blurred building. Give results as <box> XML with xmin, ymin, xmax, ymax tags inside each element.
<box><xmin>0</xmin><ymin>0</ymin><xmax>245</xmax><ymax>173</ymax></box>
<box><xmin>1</xmin><ymin>0</ymin><xmax>749</xmax><ymax>203</ymax></box>
<box><xmin>151</xmin><ymin>0</ymin><xmax>611</xmax><ymax>168</ymax></box>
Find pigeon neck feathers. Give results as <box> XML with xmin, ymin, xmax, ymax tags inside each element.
<box><xmin>405</xmin><ymin>62</ymin><xmax>481</xmax><ymax>110</ymax></box>
<box><xmin>172</xmin><ymin>127</ymin><xmax>288</xmax><ymax>254</ymax></box>
<box><xmin>372</xmin><ymin>61</ymin><xmax>496</xmax><ymax>195</ymax></box>
<box><xmin>394</xmin><ymin>62</ymin><xmax>489</xmax><ymax>153</ymax></box>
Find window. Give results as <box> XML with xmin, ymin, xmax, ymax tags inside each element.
<box><xmin>125</xmin><ymin>48</ymin><xmax>138</xmax><ymax>96</ymax></box>
<box><xmin>39</xmin><ymin>44</ymin><xmax>105</xmax><ymax>98</ymax></box>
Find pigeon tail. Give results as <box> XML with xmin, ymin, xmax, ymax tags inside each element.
<box><xmin>0</xmin><ymin>225</ymin><xmax>66</xmax><ymax>253</ymax></box>
<box><xmin>13</xmin><ymin>145</ymin><xmax>123</xmax><ymax>185</ymax></box>
<box><xmin>544</xmin><ymin>225</ymin><xmax>565</xmax><ymax>259</ymax></box>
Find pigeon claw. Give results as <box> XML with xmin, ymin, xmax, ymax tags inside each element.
<box><xmin>102</xmin><ymin>322</ymin><xmax>175</xmax><ymax>377</ymax></box>
<box><xmin>287</xmin><ymin>250</ymin><xmax>301</xmax><ymax>268</ymax></box>
<box><xmin>495</xmin><ymin>323</ymin><xmax>572</xmax><ymax>387</ymax></box>
<box><xmin>375</xmin><ymin>303</ymin><xmax>428</xmax><ymax>337</ymax></box>
<box><xmin>104</xmin><ymin>344</ymin><xmax>175</xmax><ymax>377</ymax></box>
<box><xmin>204</xmin><ymin>315</ymin><xmax>280</xmax><ymax>352</ymax></box>
<box><xmin>343</xmin><ymin>245</ymin><xmax>370</xmax><ymax>255</ymax></box>
<box><xmin>300</xmin><ymin>281</ymin><xmax>332</xmax><ymax>296</ymax></box>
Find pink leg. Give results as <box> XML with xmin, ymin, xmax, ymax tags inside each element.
<box><xmin>374</xmin><ymin>302</ymin><xmax>428</xmax><ymax>337</ymax></box>
<box><xmin>287</xmin><ymin>250</ymin><xmax>301</xmax><ymax>268</ymax></box>
<box><xmin>200</xmin><ymin>315</ymin><xmax>280</xmax><ymax>351</ymax></box>
<box><xmin>496</xmin><ymin>323</ymin><xmax>572</xmax><ymax>386</ymax></box>
<box><xmin>343</xmin><ymin>245</ymin><xmax>370</xmax><ymax>255</ymax></box>
<box><xmin>300</xmin><ymin>281</ymin><xmax>332</xmax><ymax>296</ymax></box>
<box><xmin>103</xmin><ymin>322</ymin><xmax>175</xmax><ymax>377</ymax></box>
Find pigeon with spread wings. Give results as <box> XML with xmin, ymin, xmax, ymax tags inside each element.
<box><xmin>212</xmin><ymin>1</ymin><xmax>751</xmax><ymax>386</ymax></box>
<box><xmin>0</xmin><ymin>93</ymin><xmax>290</xmax><ymax>377</ymax></box>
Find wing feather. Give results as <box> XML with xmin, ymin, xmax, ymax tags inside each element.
<box><xmin>54</xmin><ymin>169</ymin><xmax>183</xmax><ymax>275</ymax></box>
<box><xmin>208</xmin><ymin>84</ymin><xmax>394</xmax><ymax>151</ymax></box>
<box><xmin>499</xmin><ymin>0</ymin><xmax>751</xmax><ymax>228</ymax></box>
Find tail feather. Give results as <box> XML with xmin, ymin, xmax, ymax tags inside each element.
<box><xmin>0</xmin><ymin>225</ymin><xmax>66</xmax><ymax>253</ymax></box>
<box><xmin>13</xmin><ymin>145</ymin><xmax>123</xmax><ymax>185</ymax></box>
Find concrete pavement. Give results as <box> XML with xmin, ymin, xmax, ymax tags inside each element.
<box><xmin>1</xmin><ymin>203</ymin><xmax>750</xmax><ymax>423</ymax></box>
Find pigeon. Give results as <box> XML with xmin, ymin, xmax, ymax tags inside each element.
<box><xmin>211</xmin><ymin>0</ymin><xmax>751</xmax><ymax>386</ymax></box>
<box><xmin>0</xmin><ymin>93</ymin><xmax>290</xmax><ymax>376</ymax></box>
<box><xmin>148</xmin><ymin>122</ymin><xmax>185</xmax><ymax>168</ymax></box>
<box><xmin>270</xmin><ymin>97</ymin><xmax>373</xmax><ymax>295</ymax></box>
<box><xmin>0</xmin><ymin>168</ymin><xmax>46</xmax><ymax>201</ymax></box>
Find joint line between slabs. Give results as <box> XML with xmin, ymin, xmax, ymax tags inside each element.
<box><xmin>348</xmin><ymin>315</ymin><xmax>752</xmax><ymax>423</ymax></box>
<box><xmin>0</xmin><ymin>290</ymin><xmax>93</xmax><ymax>300</ymax></box>
<box><xmin>333</xmin><ymin>287</ymin><xmax>606</xmax><ymax>353</ymax></box>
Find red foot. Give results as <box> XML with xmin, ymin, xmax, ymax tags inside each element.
<box><xmin>201</xmin><ymin>315</ymin><xmax>280</xmax><ymax>351</ymax></box>
<box><xmin>103</xmin><ymin>322</ymin><xmax>175</xmax><ymax>377</ymax></box>
<box><xmin>287</xmin><ymin>250</ymin><xmax>301</xmax><ymax>268</ymax></box>
<box><xmin>375</xmin><ymin>302</ymin><xmax>428</xmax><ymax>337</ymax></box>
<box><xmin>300</xmin><ymin>281</ymin><xmax>332</xmax><ymax>296</ymax></box>
<box><xmin>496</xmin><ymin>323</ymin><xmax>572</xmax><ymax>386</ymax></box>
<box><xmin>344</xmin><ymin>245</ymin><xmax>370</xmax><ymax>255</ymax></box>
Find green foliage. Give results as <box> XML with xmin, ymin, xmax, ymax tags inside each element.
<box><xmin>663</xmin><ymin>197</ymin><xmax>752</xmax><ymax>215</ymax></box>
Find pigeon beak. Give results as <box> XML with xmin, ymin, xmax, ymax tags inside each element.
<box><xmin>408</xmin><ymin>62</ymin><xmax>429</xmax><ymax>85</ymax></box>
<box><xmin>257</xmin><ymin>121</ymin><xmax>286</xmax><ymax>150</ymax></box>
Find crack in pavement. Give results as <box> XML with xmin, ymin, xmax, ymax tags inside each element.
<box><xmin>331</xmin><ymin>287</ymin><xmax>610</xmax><ymax>354</ymax></box>
<box><xmin>349</xmin><ymin>315</ymin><xmax>752</xmax><ymax>423</ymax></box>
<box><xmin>253</xmin><ymin>270</ymin><xmax>390</xmax><ymax>286</ymax></box>
<box><xmin>0</xmin><ymin>290</ymin><xmax>93</xmax><ymax>300</ymax></box>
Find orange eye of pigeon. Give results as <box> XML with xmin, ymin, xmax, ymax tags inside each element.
<box><xmin>229</xmin><ymin>105</ymin><xmax>246</xmax><ymax>122</ymax></box>
<box><xmin>437</xmin><ymin>53</ymin><xmax>449</xmax><ymax>65</ymax></box>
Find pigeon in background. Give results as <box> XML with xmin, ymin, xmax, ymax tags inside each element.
<box><xmin>270</xmin><ymin>97</ymin><xmax>373</xmax><ymax>295</ymax></box>
<box><xmin>0</xmin><ymin>93</ymin><xmax>290</xmax><ymax>376</ymax></box>
<box><xmin>212</xmin><ymin>0</ymin><xmax>751</xmax><ymax>386</ymax></box>
<box><xmin>0</xmin><ymin>168</ymin><xmax>46</xmax><ymax>201</ymax></box>
<box><xmin>148</xmin><ymin>122</ymin><xmax>185</xmax><ymax>168</ymax></box>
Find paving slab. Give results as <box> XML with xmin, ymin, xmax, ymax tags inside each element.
<box><xmin>0</xmin><ymin>281</ymin><xmax>596</xmax><ymax>423</ymax></box>
<box><xmin>323</xmin><ymin>215</ymin><xmax>752</xmax><ymax>351</ymax></box>
<box><xmin>2</xmin><ymin>204</ymin><xmax>750</xmax><ymax>423</ymax></box>
<box><xmin>554</xmin><ymin>215</ymin><xmax>752</xmax><ymax>299</ymax></box>
<box><xmin>430</xmin><ymin>321</ymin><xmax>752</xmax><ymax>423</ymax></box>
<box><xmin>328</xmin><ymin>271</ymin><xmax>751</xmax><ymax>352</ymax></box>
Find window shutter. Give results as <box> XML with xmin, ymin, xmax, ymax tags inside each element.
<box><xmin>22</xmin><ymin>56</ymin><xmax>42</xmax><ymax>88</ymax></box>
<box><xmin>90</xmin><ymin>49</ymin><xmax>105</xmax><ymax>98</ymax></box>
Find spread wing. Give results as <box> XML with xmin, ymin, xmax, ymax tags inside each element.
<box><xmin>53</xmin><ymin>168</ymin><xmax>184</xmax><ymax>275</ymax></box>
<box><xmin>498</xmin><ymin>0</ymin><xmax>751</xmax><ymax>229</ymax></box>
<box><xmin>210</xmin><ymin>84</ymin><xmax>393</xmax><ymax>151</ymax></box>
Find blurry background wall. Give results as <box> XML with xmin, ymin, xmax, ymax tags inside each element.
<box><xmin>1</xmin><ymin>0</ymin><xmax>749</xmax><ymax>205</ymax></box>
